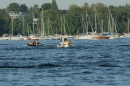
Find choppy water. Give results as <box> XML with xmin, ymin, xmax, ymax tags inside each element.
<box><xmin>0</xmin><ymin>38</ymin><xmax>130</xmax><ymax>86</ymax></box>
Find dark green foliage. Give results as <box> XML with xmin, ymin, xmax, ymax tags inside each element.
<box><xmin>7</xmin><ymin>3</ymin><xmax>20</xmax><ymax>11</ymax></box>
<box><xmin>0</xmin><ymin>9</ymin><xmax>11</xmax><ymax>35</ymax></box>
<box><xmin>1</xmin><ymin>0</ymin><xmax>130</xmax><ymax>36</ymax></box>
<box><xmin>13</xmin><ymin>18</ymin><xmax>22</xmax><ymax>35</ymax></box>
<box><xmin>20</xmin><ymin>4</ymin><xmax>28</xmax><ymax>12</ymax></box>
<box><xmin>50</xmin><ymin>0</ymin><xmax>58</xmax><ymax>10</ymax></box>
<box><xmin>41</xmin><ymin>3</ymin><xmax>51</xmax><ymax>10</ymax></box>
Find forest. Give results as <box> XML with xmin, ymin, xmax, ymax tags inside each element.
<box><xmin>0</xmin><ymin>0</ymin><xmax>130</xmax><ymax>36</ymax></box>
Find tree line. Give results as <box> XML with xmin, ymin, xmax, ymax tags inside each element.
<box><xmin>0</xmin><ymin>0</ymin><xmax>130</xmax><ymax>36</ymax></box>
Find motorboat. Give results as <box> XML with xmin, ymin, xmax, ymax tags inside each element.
<box><xmin>27</xmin><ymin>38</ymin><xmax>44</xmax><ymax>46</ymax></box>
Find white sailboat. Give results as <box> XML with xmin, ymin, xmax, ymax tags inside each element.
<box><xmin>75</xmin><ymin>10</ymin><xmax>96</xmax><ymax>40</ymax></box>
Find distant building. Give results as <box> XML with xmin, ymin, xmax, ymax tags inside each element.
<box><xmin>8</xmin><ymin>11</ymin><xmax>29</xmax><ymax>20</ymax></box>
<box><xmin>9</xmin><ymin>11</ymin><xmax>38</xmax><ymax>24</ymax></box>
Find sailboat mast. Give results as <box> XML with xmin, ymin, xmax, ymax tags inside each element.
<box><xmin>12</xmin><ymin>17</ymin><xmax>13</xmax><ymax>37</ymax></box>
<box><xmin>41</xmin><ymin>12</ymin><xmax>43</xmax><ymax>35</ymax></box>
<box><xmin>27</xmin><ymin>24</ymin><xmax>29</xmax><ymax>35</ymax></box>
<box><xmin>128</xmin><ymin>15</ymin><xmax>129</xmax><ymax>34</ymax></box>
<box><xmin>60</xmin><ymin>16</ymin><xmax>62</xmax><ymax>35</ymax></box>
<box><xmin>23</xmin><ymin>15</ymin><xmax>24</xmax><ymax>34</ymax></box>
<box><xmin>48</xmin><ymin>17</ymin><xmax>50</xmax><ymax>35</ymax></box>
<box><xmin>82</xmin><ymin>14</ymin><xmax>84</xmax><ymax>34</ymax></box>
<box><xmin>32</xmin><ymin>13</ymin><xmax>35</xmax><ymax>36</ymax></box>
<box><xmin>94</xmin><ymin>4</ymin><xmax>97</xmax><ymax>33</ymax></box>
<box><xmin>42</xmin><ymin>8</ymin><xmax>45</xmax><ymax>35</ymax></box>
<box><xmin>86</xmin><ymin>11</ymin><xmax>88</xmax><ymax>35</ymax></box>
<box><xmin>40</xmin><ymin>8</ymin><xmax>45</xmax><ymax>36</ymax></box>
<box><xmin>63</xmin><ymin>15</ymin><xmax>66</xmax><ymax>35</ymax></box>
<box><xmin>101</xmin><ymin>19</ymin><xmax>103</xmax><ymax>33</ymax></box>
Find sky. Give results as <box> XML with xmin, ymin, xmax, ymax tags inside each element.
<box><xmin>1</xmin><ymin>0</ymin><xmax>130</xmax><ymax>10</ymax></box>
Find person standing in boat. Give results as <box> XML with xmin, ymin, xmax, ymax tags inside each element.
<box><xmin>64</xmin><ymin>38</ymin><xmax>69</xmax><ymax>45</ymax></box>
<box><xmin>61</xmin><ymin>35</ymin><xmax>65</xmax><ymax>42</ymax></box>
<box><xmin>33</xmin><ymin>40</ymin><xmax>37</xmax><ymax>46</ymax></box>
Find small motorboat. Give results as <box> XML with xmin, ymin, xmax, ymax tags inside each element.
<box><xmin>27</xmin><ymin>38</ymin><xmax>44</xmax><ymax>46</ymax></box>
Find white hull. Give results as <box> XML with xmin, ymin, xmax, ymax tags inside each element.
<box><xmin>75</xmin><ymin>35</ymin><xmax>93</xmax><ymax>39</ymax></box>
<box><xmin>0</xmin><ymin>37</ymin><xmax>21</xmax><ymax>40</ymax></box>
<box><xmin>57</xmin><ymin>42</ymin><xmax>72</xmax><ymax>48</ymax></box>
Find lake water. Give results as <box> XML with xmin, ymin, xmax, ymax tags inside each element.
<box><xmin>0</xmin><ymin>38</ymin><xmax>130</xmax><ymax>86</ymax></box>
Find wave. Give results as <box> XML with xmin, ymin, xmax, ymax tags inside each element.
<box><xmin>99</xmin><ymin>63</ymin><xmax>120</xmax><ymax>67</ymax></box>
<box><xmin>0</xmin><ymin>63</ymin><xmax>59</xmax><ymax>69</ymax></box>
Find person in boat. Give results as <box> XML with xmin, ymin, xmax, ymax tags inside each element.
<box><xmin>69</xmin><ymin>41</ymin><xmax>72</xmax><ymax>45</ymax></box>
<box><xmin>60</xmin><ymin>35</ymin><xmax>65</xmax><ymax>42</ymax></box>
<box><xmin>29</xmin><ymin>41</ymin><xmax>33</xmax><ymax>45</ymax></box>
<box><xmin>33</xmin><ymin>40</ymin><xmax>37</xmax><ymax>46</ymax></box>
<box><xmin>37</xmin><ymin>42</ymin><xmax>40</xmax><ymax>44</ymax></box>
<box><xmin>64</xmin><ymin>38</ymin><xmax>69</xmax><ymax>45</ymax></box>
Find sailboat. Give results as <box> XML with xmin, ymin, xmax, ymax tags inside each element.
<box><xmin>121</xmin><ymin>16</ymin><xmax>130</xmax><ymax>38</ymax></box>
<box><xmin>92</xmin><ymin>4</ymin><xmax>110</xmax><ymax>40</ymax></box>
<box><xmin>75</xmin><ymin>11</ymin><xmax>95</xmax><ymax>40</ymax></box>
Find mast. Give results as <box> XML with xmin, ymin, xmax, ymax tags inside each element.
<box><xmin>41</xmin><ymin>11</ymin><xmax>43</xmax><ymax>35</ymax></box>
<box><xmin>27</xmin><ymin>24</ymin><xmax>29</xmax><ymax>35</ymax></box>
<box><xmin>32</xmin><ymin>13</ymin><xmax>35</xmax><ymax>36</ymax></box>
<box><xmin>94</xmin><ymin>4</ymin><xmax>97</xmax><ymax>33</ymax></box>
<box><xmin>86</xmin><ymin>11</ymin><xmax>88</xmax><ymax>35</ymax></box>
<box><xmin>63</xmin><ymin>15</ymin><xmax>66</xmax><ymax>35</ymax></box>
<box><xmin>23</xmin><ymin>15</ymin><xmax>24</xmax><ymax>34</ymax></box>
<box><xmin>12</xmin><ymin>17</ymin><xmax>13</xmax><ymax>37</ymax></box>
<box><xmin>101</xmin><ymin>19</ymin><xmax>103</xmax><ymax>33</ymax></box>
<box><xmin>48</xmin><ymin>17</ymin><xmax>50</xmax><ymax>35</ymax></box>
<box><xmin>42</xmin><ymin>9</ymin><xmax>45</xmax><ymax>35</ymax></box>
<box><xmin>128</xmin><ymin>15</ymin><xmax>129</xmax><ymax>34</ymax></box>
<box><xmin>66</xmin><ymin>21</ymin><xmax>71</xmax><ymax>35</ymax></box>
<box><xmin>60</xmin><ymin>16</ymin><xmax>62</xmax><ymax>35</ymax></box>
<box><xmin>82</xmin><ymin>14</ymin><xmax>84</xmax><ymax>34</ymax></box>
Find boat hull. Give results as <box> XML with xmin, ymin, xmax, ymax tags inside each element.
<box><xmin>92</xmin><ymin>36</ymin><xmax>110</xmax><ymax>39</ymax></box>
<box><xmin>57</xmin><ymin>42</ymin><xmax>72</xmax><ymax>48</ymax></box>
<box><xmin>27</xmin><ymin>44</ymin><xmax>44</xmax><ymax>46</ymax></box>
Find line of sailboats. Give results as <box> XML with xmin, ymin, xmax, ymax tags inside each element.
<box><xmin>1</xmin><ymin>5</ymin><xmax>130</xmax><ymax>41</ymax></box>
<box><xmin>75</xmin><ymin>4</ymin><xmax>130</xmax><ymax>40</ymax></box>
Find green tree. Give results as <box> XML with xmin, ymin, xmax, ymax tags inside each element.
<box><xmin>40</xmin><ymin>10</ymin><xmax>60</xmax><ymax>35</ymax></box>
<box><xmin>0</xmin><ymin>9</ymin><xmax>11</xmax><ymax>35</ymax></box>
<box><xmin>41</xmin><ymin>3</ymin><xmax>51</xmax><ymax>10</ymax></box>
<box><xmin>13</xmin><ymin>18</ymin><xmax>22</xmax><ymax>35</ymax></box>
<box><xmin>20</xmin><ymin>4</ymin><xmax>28</xmax><ymax>12</ymax></box>
<box><xmin>50</xmin><ymin>0</ymin><xmax>58</xmax><ymax>10</ymax></box>
<box><xmin>29</xmin><ymin>4</ymin><xmax>40</xmax><ymax>18</ymax></box>
<box><xmin>24</xmin><ymin>15</ymin><xmax>33</xmax><ymax>34</ymax></box>
<box><xmin>7</xmin><ymin>3</ymin><xmax>20</xmax><ymax>11</ymax></box>
<box><xmin>66</xmin><ymin>11</ymin><xmax>82</xmax><ymax>34</ymax></box>
<box><xmin>81</xmin><ymin>2</ymin><xmax>89</xmax><ymax>11</ymax></box>
<box><xmin>68</xmin><ymin>4</ymin><xmax>78</xmax><ymax>11</ymax></box>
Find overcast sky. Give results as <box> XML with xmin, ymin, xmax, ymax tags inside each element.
<box><xmin>1</xmin><ymin>0</ymin><xmax>130</xmax><ymax>10</ymax></box>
